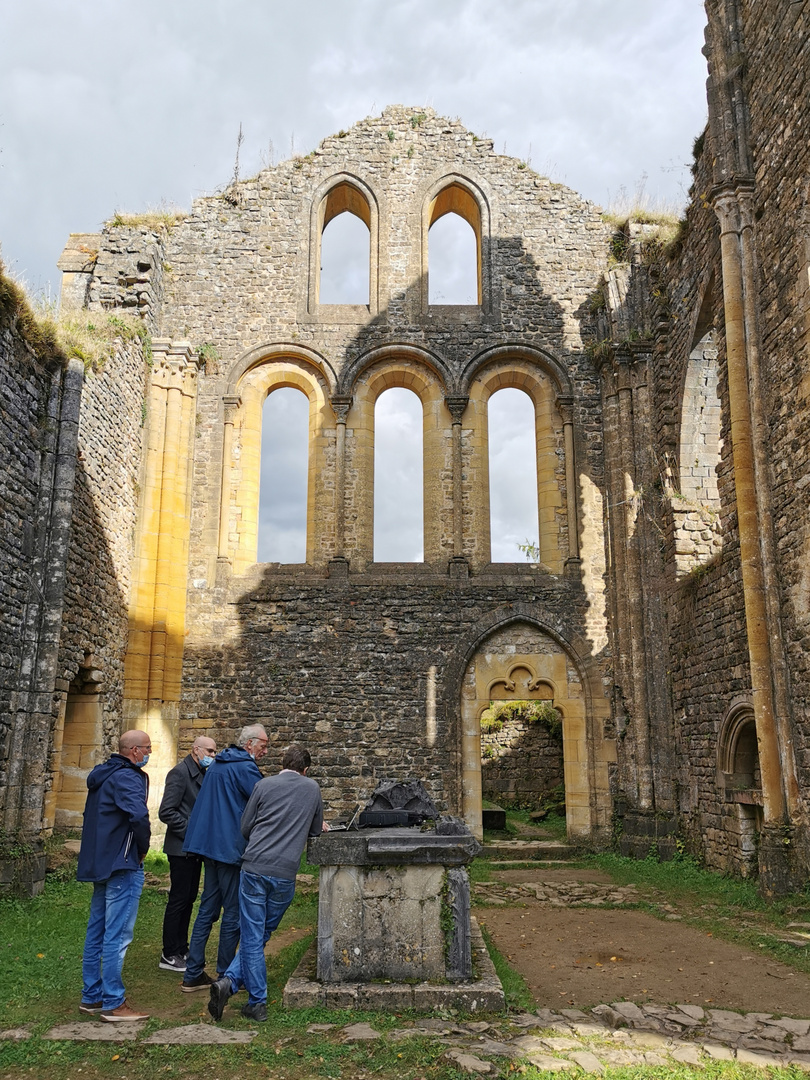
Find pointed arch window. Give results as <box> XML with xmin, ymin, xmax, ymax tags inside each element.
<box><xmin>427</xmin><ymin>182</ymin><xmax>481</xmax><ymax>306</ymax></box>
<box><xmin>310</xmin><ymin>178</ymin><xmax>378</xmax><ymax>315</ymax></box>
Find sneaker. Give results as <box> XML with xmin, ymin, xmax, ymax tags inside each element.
<box><xmin>159</xmin><ymin>953</ymin><xmax>187</xmax><ymax>972</ymax></box>
<box><xmin>100</xmin><ymin>1000</ymin><xmax>149</xmax><ymax>1022</ymax></box>
<box><xmin>208</xmin><ymin>977</ymin><xmax>233</xmax><ymax>1022</ymax></box>
<box><xmin>79</xmin><ymin>1001</ymin><xmax>103</xmax><ymax>1015</ymax></box>
<box><xmin>241</xmin><ymin>1001</ymin><xmax>267</xmax><ymax>1022</ymax></box>
<box><xmin>180</xmin><ymin>971</ymin><xmax>214</xmax><ymax>993</ymax></box>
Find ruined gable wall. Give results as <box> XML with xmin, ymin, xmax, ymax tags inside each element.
<box><xmin>99</xmin><ymin>107</ymin><xmax>615</xmax><ymax>815</ymax></box>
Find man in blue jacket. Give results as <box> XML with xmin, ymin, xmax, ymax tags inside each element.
<box><xmin>179</xmin><ymin>724</ymin><xmax>267</xmax><ymax>992</ymax></box>
<box><xmin>77</xmin><ymin>729</ymin><xmax>152</xmax><ymax>1022</ymax></box>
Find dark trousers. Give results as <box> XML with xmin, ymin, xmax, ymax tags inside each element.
<box><xmin>162</xmin><ymin>853</ymin><xmax>202</xmax><ymax>958</ymax></box>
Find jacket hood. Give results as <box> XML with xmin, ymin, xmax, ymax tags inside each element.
<box><xmin>87</xmin><ymin>755</ymin><xmax>132</xmax><ymax>791</ymax></box>
<box><xmin>213</xmin><ymin>746</ymin><xmax>255</xmax><ymax>765</ymax></box>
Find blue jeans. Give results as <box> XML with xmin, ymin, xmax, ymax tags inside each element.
<box><xmin>185</xmin><ymin>859</ymin><xmax>241</xmax><ymax>980</ymax></box>
<box><xmin>222</xmin><ymin>871</ymin><xmax>296</xmax><ymax>1005</ymax></box>
<box><xmin>81</xmin><ymin>867</ymin><xmax>144</xmax><ymax>1010</ymax></box>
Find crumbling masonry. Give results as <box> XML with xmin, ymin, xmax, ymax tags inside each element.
<box><xmin>1</xmin><ymin>0</ymin><xmax>808</xmax><ymax>896</ymax></box>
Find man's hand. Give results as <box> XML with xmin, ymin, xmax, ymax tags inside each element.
<box><xmin>322</xmin><ymin>821</ymin><xmax>330</xmax><ymax>831</ymax></box>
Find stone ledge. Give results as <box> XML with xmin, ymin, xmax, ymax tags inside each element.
<box><xmin>282</xmin><ymin>916</ymin><xmax>504</xmax><ymax>1013</ymax></box>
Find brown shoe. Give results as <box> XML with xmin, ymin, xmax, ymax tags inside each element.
<box><xmin>100</xmin><ymin>1000</ymin><xmax>149</xmax><ymax>1022</ymax></box>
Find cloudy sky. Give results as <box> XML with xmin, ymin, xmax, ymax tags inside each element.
<box><xmin>1</xmin><ymin>0</ymin><xmax>709</xmax><ymax>563</ymax></box>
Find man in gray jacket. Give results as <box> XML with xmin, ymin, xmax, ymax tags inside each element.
<box><xmin>208</xmin><ymin>744</ymin><xmax>326</xmax><ymax>1022</ymax></box>
<box><xmin>157</xmin><ymin>734</ymin><xmax>217</xmax><ymax>972</ymax></box>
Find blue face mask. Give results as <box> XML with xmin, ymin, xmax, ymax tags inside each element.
<box><xmin>135</xmin><ymin>753</ymin><xmax>150</xmax><ymax>768</ymax></box>
<box><xmin>201</xmin><ymin>755</ymin><xmax>214</xmax><ymax>769</ymax></box>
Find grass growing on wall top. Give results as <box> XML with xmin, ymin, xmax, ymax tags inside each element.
<box><xmin>0</xmin><ymin>262</ymin><xmax>151</xmax><ymax>373</ymax></box>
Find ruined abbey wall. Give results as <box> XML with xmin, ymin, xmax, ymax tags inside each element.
<box><xmin>114</xmin><ymin>106</ymin><xmax>617</xmax><ymax>829</ymax></box>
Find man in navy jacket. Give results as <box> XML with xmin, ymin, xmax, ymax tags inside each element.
<box><xmin>157</xmin><ymin>734</ymin><xmax>217</xmax><ymax>972</ymax></box>
<box><xmin>77</xmin><ymin>729</ymin><xmax>152</xmax><ymax>1022</ymax></box>
<box><xmin>179</xmin><ymin>724</ymin><xmax>267</xmax><ymax>992</ymax></box>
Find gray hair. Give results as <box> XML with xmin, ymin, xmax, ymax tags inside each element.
<box><xmin>236</xmin><ymin>724</ymin><xmax>267</xmax><ymax>748</ymax></box>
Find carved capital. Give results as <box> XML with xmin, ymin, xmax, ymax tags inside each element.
<box><xmin>711</xmin><ymin>183</ymin><xmax>748</xmax><ymax>235</ymax></box>
<box><xmin>445</xmin><ymin>396</ymin><xmax>469</xmax><ymax>425</ymax></box>
<box><xmin>555</xmin><ymin>394</ymin><xmax>574</xmax><ymax>425</ymax></box>
<box><xmin>330</xmin><ymin>395</ymin><xmax>353</xmax><ymax>424</ymax></box>
<box><xmin>222</xmin><ymin>395</ymin><xmax>242</xmax><ymax>423</ymax></box>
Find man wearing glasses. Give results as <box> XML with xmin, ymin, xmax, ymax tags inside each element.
<box><xmin>77</xmin><ymin>728</ymin><xmax>153</xmax><ymax>1022</ymax></box>
<box><xmin>180</xmin><ymin>725</ymin><xmax>268</xmax><ymax>992</ymax></box>
<box><xmin>158</xmin><ymin>734</ymin><xmax>218</xmax><ymax>973</ymax></box>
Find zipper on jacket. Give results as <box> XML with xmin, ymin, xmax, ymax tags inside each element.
<box><xmin>124</xmin><ymin>831</ymin><xmax>133</xmax><ymax>861</ymax></box>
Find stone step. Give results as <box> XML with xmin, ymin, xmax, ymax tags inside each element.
<box><xmin>480</xmin><ymin>839</ymin><xmax>573</xmax><ymax>861</ymax></box>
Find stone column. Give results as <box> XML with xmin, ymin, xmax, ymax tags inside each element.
<box><xmin>123</xmin><ymin>340</ymin><xmax>201</xmax><ymax>820</ymax></box>
<box><xmin>330</xmin><ymin>395</ymin><xmax>352</xmax><ymax>563</ymax></box>
<box><xmin>445</xmin><ymin>396</ymin><xmax>468</xmax><ymax>563</ymax></box>
<box><xmin>556</xmin><ymin>395</ymin><xmax>580</xmax><ymax>562</ymax></box>
<box><xmin>713</xmin><ymin>188</ymin><xmax>794</xmax><ymax>836</ymax></box>
<box><xmin>600</xmin><ymin>348</ymin><xmax>654</xmax><ymax>812</ymax></box>
<box><xmin>217</xmin><ymin>395</ymin><xmax>241</xmax><ymax>561</ymax></box>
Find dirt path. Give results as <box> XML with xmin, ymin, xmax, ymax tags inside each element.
<box><xmin>477</xmin><ymin>866</ymin><xmax>810</xmax><ymax>1015</ymax></box>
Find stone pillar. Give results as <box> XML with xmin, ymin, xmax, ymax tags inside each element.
<box><xmin>600</xmin><ymin>348</ymin><xmax>654</xmax><ymax>812</ymax></box>
<box><xmin>123</xmin><ymin>340</ymin><xmax>201</xmax><ymax>821</ymax></box>
<box><xmin>330</xmin><ymin>395</ymin><xmax>352</xmax><ymax>563</ymax></box>
<box><xmin>712</xmin><ymin>189</ymin><xmax>798</xmax><ymax>854</ymax></box>
<box><xmin>445</xmin><ymin>396</ymin><xmax>468</xmax><ymax>564</ymax></box>
<box><xmin>217</xmin><ymin>395</ymin><xmax>241</xmax><ymax>561</ymax></box>
<box><xmin>556</xmin><ymin>395</ymin><xmax>580</xmax><ymax>562</ymax></box>
<box><xmin>308</xmin><ymin>827</ymin><xmax>481</xmax><ymax>984</ymax></box>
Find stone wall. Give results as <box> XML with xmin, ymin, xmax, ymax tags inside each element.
<box><xmin>50</xmin><ymin>333</ymin><xmax>150</xmax><ymax>828</ymax></box>
<box><xmin>0</xmin><ymin>290</ymin><xmax>66</xmax><ymax>831</ymax></box>
<box><xmin>596</xmin><ymin>0</ymin><xmax>810</xmax><ymax>886</ymax></box>
<box><xmin>481</xmin><ymin>709</ymin><xmax>563</xmax><ymax>808</ymax></box>
<box><xmin>70</xmin><ymin>106</ymin><xmax>618</xmax><ymax>840</ymax></box>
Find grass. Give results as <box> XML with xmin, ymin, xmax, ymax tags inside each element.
<box><xmin>482</xmin><ymin>805</ymin><xmax>568</xmax><ymax>845</ymax></box>
<box><xmin>0</xmin><ymin>868</ymin><xmax>477</xmax><ymax>1079</ymax></box>
<box><xmin>0</xmin><ymin>263</ymin><xmax>151</xmax><ymax>373</ymax></box>
<box><xmin>479</xmin><ymin>926</ymin><xmax>534</xmax><ymax>1012</ymax></box>
<box><xmin>107</xmin><ymin>206</ymin><xmax>185</xmax><ymax>230</ymax></box>
<box><xmin>39</xmin><ymin>305</ymin><xmax>151</xmax><ymax>372</ymax></box>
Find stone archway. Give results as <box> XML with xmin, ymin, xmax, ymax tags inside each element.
<box><xmin>460</xmin><ymin>620</ymin><xmax>613</xmax><ymax>841</ymax></box>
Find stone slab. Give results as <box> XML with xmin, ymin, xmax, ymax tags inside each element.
<box><xmin>44</xmin><ymin>1022</ymin><xmax>142</xmax><ymax>1041</ymax></box>
<box><xmin>144</xmin><ymin>1024</ymin><xmax>256</xmax><ymax>1044</ymax></box>
<box><xmin>442</xmin><ymin>1049</ymin><xmax>493</xmax><ymax>1074</ymax></box>
<box><xmin>568</xmin><ymin>1050</ymin><xmax>605</xmax><ymax>1073</ymax></box>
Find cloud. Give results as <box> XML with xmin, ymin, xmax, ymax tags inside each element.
<box><xmin>1</xmin><ymin>0</ymin><xmax>706</xmax><ymax>290</ymax></box>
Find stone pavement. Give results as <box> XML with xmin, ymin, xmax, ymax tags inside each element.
<box><xmin>4</xmin><ymin>1001</ymin><xmax>810</xmax><ymax>1072</ymax></box>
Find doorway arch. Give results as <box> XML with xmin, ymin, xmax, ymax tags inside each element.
<box><xmin>457</xmin><ymin>616</ymin><xmax>613</xmax><ymax>840</ymax></box>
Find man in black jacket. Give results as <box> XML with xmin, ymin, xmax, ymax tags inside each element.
<box><xmin>157</xmin><ymin>735</ymin><xmax>217</xmax><ymax>972</ymax></box>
